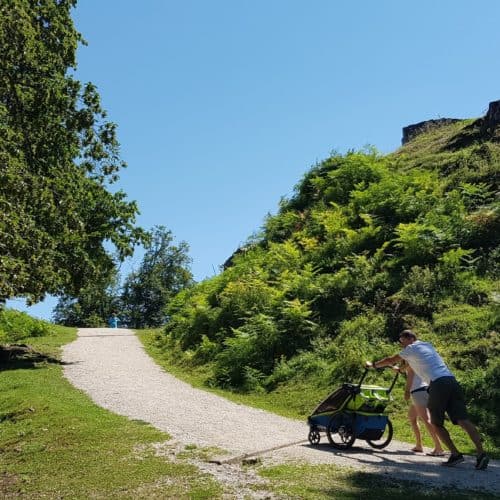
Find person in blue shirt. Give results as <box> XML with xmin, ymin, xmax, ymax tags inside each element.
<box><xmin>108</xmin><ymin>313</ymin><xmax>119</xmax><ymax>328</ymax></box>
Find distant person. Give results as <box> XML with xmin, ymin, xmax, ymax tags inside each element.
<box><xmin>108</xmin><ymin>313</ymin><xmax>119</xmax><ymax>328</ymax></box>
<box><xmin>367</xmin><ymin>329</ymin><xmax>489</xmax><ymax>470</ymax></box>
<box><xmin>396</xmin><ymin>361</ymin><xmax>444</xmax><ymax>456</ymax></box>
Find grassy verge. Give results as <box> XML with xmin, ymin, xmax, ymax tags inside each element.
<box><xmin>137</xmin><ymin>328</ymin><xmax>498</xmax><ymax>459</ymax></box>
<box><xmin>0</xmin><ymin>325</ymin><xmax>222</xmax><ymax>499</ymax></box>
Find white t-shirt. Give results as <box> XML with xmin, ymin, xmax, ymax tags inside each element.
<box><xmin>410</xmin><ymin>372</ymin><xmax>428</xmax><ymax>392</ymax></box>
<box><xmin>400</xmin><ymin>340</ymin><xmax>453</xmax><ymax>384</ymax></box>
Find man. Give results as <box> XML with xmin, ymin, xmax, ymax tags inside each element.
<box><xmin>366</xmin><ymin>329</ymin><xmax>489</xmax><ymax>470</ymax></box>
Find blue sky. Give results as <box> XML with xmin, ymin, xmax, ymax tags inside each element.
<box><xmin>8</xmin><ymin>0</ymin><xmax>500</xmax><ymax>320</ymax></box>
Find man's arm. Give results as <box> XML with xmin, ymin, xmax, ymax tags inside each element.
<box><xmin>366</xmin><ymin>354</ymin><xmax>403</xmax><ymax>369</ymax></box>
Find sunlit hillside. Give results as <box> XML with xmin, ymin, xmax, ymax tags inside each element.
<box><xmin>156</xmin><ymin>103</ymin><xmax>500</xmax><ymax>445</ymax></box>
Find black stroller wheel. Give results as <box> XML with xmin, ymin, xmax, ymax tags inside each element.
<box><xmin>366</xmin><ymin>418</ymin><xmax>393</xmax><ymax>449</ymax></box>
<box><xmin>308</xmin><ymin>428</ymin><xmax>321</xmax><ymax>445</ymax></box>
<box><xmin>327</xmin><ymin>412</ymin><xmax>356</xmax><ymax>449</ymax></box>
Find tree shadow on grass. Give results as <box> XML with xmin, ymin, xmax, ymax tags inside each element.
<box><xmin>0</xmin><ymin>344</ymin><xmax>70</xmax><ymax>371</ymax></box>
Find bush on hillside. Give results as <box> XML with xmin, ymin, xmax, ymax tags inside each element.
<box><xmin>460</xmin><ymin>357</ymin><xmax>500</xmax><ymax>446</ymax></box>
<box><xmin>0</xmin><ymin>309</ymin><xmax>53</xmax><ymax>343</ymax></box>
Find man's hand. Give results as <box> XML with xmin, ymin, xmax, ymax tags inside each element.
<box><xmin>365</xmin><ymin>360</ymin><xmax>374</xmax><ymax>369</ymax></box>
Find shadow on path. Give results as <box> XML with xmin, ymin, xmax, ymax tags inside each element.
<box><xmin>295</xmin><ymin>442</ymin><xmax>498</xmax><ymax>486</ymax></box>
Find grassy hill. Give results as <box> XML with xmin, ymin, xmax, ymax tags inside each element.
<box><xmin>153</xmin><ymin>104</ymin><xmax>500</xmax><ymax>450</ymax></box>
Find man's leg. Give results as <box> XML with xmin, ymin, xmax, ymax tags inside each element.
<box><xmin>447</xmin><ymin>381</ymin><xmax>489</xmax><ymax>468</ymax></box>
<box><xmin>432</xmin><ymin>423</ymin><xmax>460</xmax><ymax>455</ymax></box>
<box><xmin>459</xmin><ymin>420</ymin><xmax>490</xmax><ymax>470</ymax></box>
<box><xmin>427</xmin><ymin>378</ymin><xmax>463</xmax><ymax>465</ymax></box>
<box><xmin>457</xmin><ymin>419</ymin><xmax>483</xmax><ymax>455</ymax></box>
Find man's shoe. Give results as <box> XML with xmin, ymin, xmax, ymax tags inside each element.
<box><xmin>475</xmin><ymin>453</ymin><xmax>489</xmax><ymax>470</ymax></box>
<box><xmin>442</xmin><ymin>454</ymin><xmax>464</xmax><ymax>467</ymax></box>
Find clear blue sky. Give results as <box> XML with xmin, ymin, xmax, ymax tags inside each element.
<box><xmin>8</xmin><ymin>0</ymin><xmax>500</xmax><ymax>320</ymax></box>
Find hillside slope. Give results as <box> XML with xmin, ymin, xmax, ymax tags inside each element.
<box><xmin>157</xmin><ymin>101</ymin><xmax>500</xmax><ymax>447</ymax></box>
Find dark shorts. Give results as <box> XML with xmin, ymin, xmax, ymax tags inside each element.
<box><xmin>427</xmin><ymin>376</ymin><xmax>468</xmax><ymax>426</ymax></box>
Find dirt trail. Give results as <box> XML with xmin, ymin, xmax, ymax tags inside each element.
<box><xmin>62</xmin><ymin>328</ymin><xmax>500</xmax><ymax>495</ymax></box>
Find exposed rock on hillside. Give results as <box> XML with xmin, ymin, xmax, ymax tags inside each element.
<box><xmin>482</xmin><ymin>99</ymin><xmax>500</xmax><ymax>134</ymax></box>
<box><xmin>402</xmin><ymin>118</ymin><xmax>463</xmax><ymax>145</ymax></box>
<box><xmin>402</xmin><ymin>99</ymin><xmax>500</xmax><ymax>144</ymax></box>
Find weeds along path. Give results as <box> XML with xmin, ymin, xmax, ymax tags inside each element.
<box><xmin>63</xmin><ymin>328</ymin><xmax>500</xmax><ymax>494</ymax></box>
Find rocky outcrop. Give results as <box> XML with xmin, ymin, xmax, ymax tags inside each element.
<box><xmin>402</xmin><ymin>118</ymin><xmax>462</xmax><ymax>145</ymax></box>
<box><xmin>481</xmin><ymin>100</ymin><xmax>500</xmax><ymax>134</ymax></box>
<box><xmin>402</xmin><ymin>100</ymin><xmax>500</xmax><ymax>145</ymax></box>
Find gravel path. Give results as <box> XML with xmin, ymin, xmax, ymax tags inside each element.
<box><xmin>63</xmin><ymin>328</ymin><xmax>500</xmax><ymax>495</ymax></box>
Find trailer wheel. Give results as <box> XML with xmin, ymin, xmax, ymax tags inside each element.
<box><xmin>366</xmin><ymin>418</ymin><xmax>393</xmax><ymax>449</ymax></box>
<box><xmin>308</xmin><ymin>428</ymin><xmax>321</xmax><ymax>445</ymax></box>
<box><xmin>327</xmin><ymin>412</ymin><xmax>356</xmax><ymax>450</ymax></box>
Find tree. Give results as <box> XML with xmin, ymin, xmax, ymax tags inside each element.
<box><xmin>121</xmin><ymin>226</ymin><xmax>193</xmax><ymax>328</ymax></box>
<box><xmin>52</xmin><ymin>268</ymin><xmax>121</xmax><ymax>327</ymax></box>
<box><xmin>0</xmin><ymin>0</ymin><xmax>145</xmax><ymax>304</ymax></box>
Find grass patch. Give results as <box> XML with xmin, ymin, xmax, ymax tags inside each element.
<box><xmin>393</xmin><ymin>119</ymin><xmax>476</xmax><ymax>158</ymax></box>
<box><xmin>259</xmin><ymin>463</ymin><xmax>497</xmax><ymax>499</ymax></box>
<box><xmin>176</xmin><ymin>444</ymin><xmax>229</xmax><ymax>462</ymax></box>
<box><xmin>0</xmin><ymin>324</ymin><xmax>222</xmax><ymax>499</ymax></box>
<box><xmin>137</xmin><ymin>328</ymin><xmax>498</xmax><ymax>459</ymax></box>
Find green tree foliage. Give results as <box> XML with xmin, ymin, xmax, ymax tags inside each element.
<box><xmin>52</xmin><ymin>268</ymin><xmax>121</xmax><ymax>327</ymax></box>
<box><xmin>121</xmin><ymin>226</ymin><xmax>193</xmax><ymax>328</ymax></box>
<box><xmin>159</xmin><ymin>121</ymin><xmax>500</xmax><ymax>446</ymax></box>
<box><xmin>0</xmin><ymin>0</ymin><xmax>144</xmax><ymax>303</ymax></box>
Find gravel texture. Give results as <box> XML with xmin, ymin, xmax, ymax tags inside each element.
<box><xmin>63</xmin><ymin>328</ymin><xmax>500</xmax><ymax>495</ymax></box>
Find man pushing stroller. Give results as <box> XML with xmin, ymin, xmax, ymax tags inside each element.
<box><xmin>367</xmin><ymin>329</ymin><xmax>489</xmax><ymax>470</ymax></box>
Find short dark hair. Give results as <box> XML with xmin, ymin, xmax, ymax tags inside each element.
<box><xmin>400</xmin><ymin>329</ymin><xmax>417</xmax><ymax>340</ymax></box>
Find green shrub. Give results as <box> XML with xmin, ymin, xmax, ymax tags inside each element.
<box><xmin>433</xmin><ymin>304</ymin><xmax>494</xmax><ymax>341</ymax></box>
<box><xmin>266</xmin><ymin>351</ymin><xmax>331</xmax><ymax>389</ymax></box>
<box><xmin>86</xmin><ymin>313</ymin><xmax>106</xmax><ymax>327</ymax></box>
<box><xmin>0</xmin><ymin>309</ymin><xmax>53</xmax><ymax>343</ymax></box>
<box><xmin>336</xmin><ymin>312</ymin><xmax>387</xmax><ymax>345</ymax></box>
<box><xmin>213</xmin><ymin>314</ymin><xmax>279</xmax><ymax>389</ymax></box>
<box><xmin>333</xmin><ymin>315</ymin><xmax>389</xmax><ymax>377</ymax></box>
<box><xmin>481</xmin><ymin>246</ymin><xmax>500</xmax><ymax>279</ymax></box>
<box><xmin>218</xmin><ymin>278</ymin><xmax>282</xmax><ymax>327</ymax></box>
<box><xmin>395</xmin><ymin>222</ymin><xmax>444</xmax><ymax>265</ymax></box>
<box><xmin>350</xmin><ymin>169</ymin><xmax>441</xmax><ymax>227</ymax></box>
<box><xmin>460</xmin><ymin>357</ymin><xmax>500</xmax><ymax>446</ymax></box>
<box><xmin>264</xmin><ymin>210</ymin><xmax>304</xmax><ymax>243</ymax></box>
<box><xmin>193</xmin><ymin>335</ymin><xmax>219</xmax><ymax>363</ymax></box>
<box><xmin>275</xmin><ymin>299</ymin><xmax>319</xmax><ymax>356</ymax></box>
<box><xmin>274</xmin><ymin>264</ymin><xmax>320</xmax><ymax>302</ymax></box>
<box><xmin>241</xmin><ymin>366</ymin><xmax>267</xmax><ymax>393</ymax></box>
<box><xmin>321</xmin><ymin>150</ymin><xmax>386</xmax><ymax>205</ymax></box>
<box><xmin>391</xmin><ymin>252</ymin><xmax>491</xmax><ymax>317</ymax></box>
<box><xmin>463</xmin><ymin>206</ymin><xmax>500</xmax><ymax>249</ymax></box>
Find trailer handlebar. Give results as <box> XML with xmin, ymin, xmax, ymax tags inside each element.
<box><xmin>358</xmin><ymin>365</ymin><xmax>400</xmax><ymax>394</ymax></box>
